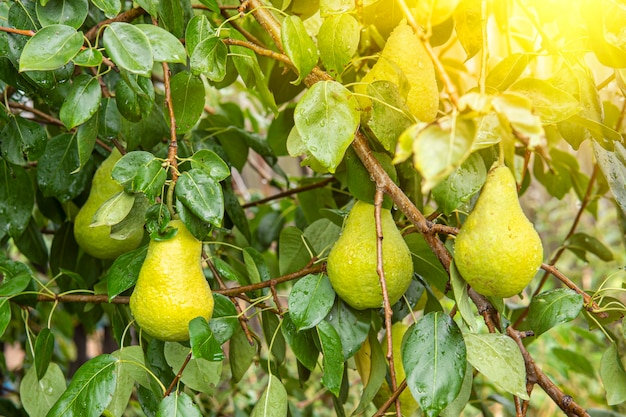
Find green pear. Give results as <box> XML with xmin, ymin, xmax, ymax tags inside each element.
<box><xmin>74</xmin><ymin>149</ymin><xmax>144</xmax><ymax>259</ymax></box>
<box><xmin>454</xmin><ymin>165</ymin><xmax>543</xmax><ymax>298</ymax></box>
<box><xmin>130</xmin><ymin>219</ymin><xmax>214</xmax><ymax>342</ymax></box>
<box><xmin>326</xmin><ymin>201</ymin><xmax>414</xmax><ymax>310</ymax></box>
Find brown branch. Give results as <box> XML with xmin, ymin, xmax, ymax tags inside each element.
<box><xmin>374</xmin><ymin>189</ymin><xmax>401</xmax><ymax>417</ymax></box>
<box><xmin>34</xmin><ymin>264</ymin><xmax>324</xmax><ymax>305</ymax></box>
<box><xmin>373</xmin><ymin>379</ymin><xmax>408</xmax><ymax>417</ymax></box>
<box><xmin>244</xmin><ymin>1</ymin><xmax>283</xmax><ymax>52</ymax></box>
<box><xmin>241</xmin><ymin>177</ymin><xmax>334</xmax><ymax>208</ymax></box>
<box><xmin>507</xmin><ymin>328</ymin><xmax>590</xmax><ymax>417</ymax></box>
<box><xmin>0</xmin><ymin>26</ymin><xmax>34</xmax><ymax>37</ymax></box>
<box><xmin>223</xmin><ymin>38</ymin><xmax>292</xmax><ymax>66</ymax></box>
<box><xmin>8</xmin><ymin>102</ymin><xmax>64</xmax><ymax>126</ymax></box>
<box><xmin>220</xmin><ymin>9</ymin><xmax>267</xmax><ymax>48</ymax></box>
<box><xmin>84</xmin><ymin>7</ymin><xmax>146</xmax><ymax>43</ymax></box>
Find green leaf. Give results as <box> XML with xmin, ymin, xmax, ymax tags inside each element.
<box><xmin>20</xmin><ymin>363</ymin><xmax>65</xmax><ymax>417</ymax></box>
<box><xmin>106</xmin><ymin>245</ymin><xmax>148</xmax><ymax>301</ymax></box>
<box><xmin>169</xmin><ymin>71</ymin><xmax>205</xmax><ymax>133</ymax></box>
<box><xmin>440</xmin><ymin>361</ymin><xmax>473</xmax><ymax>417</ymax></box>
<box><xmin>0</xmin><ymin>116</ymin><xmax>47</xmax><ymax>165</ymax></box>
<box><xmin>281</xmin><ymin>313</ymin><xmax>319</xmax><ymax>371</ymax></box>
<box><xmin>175</xmin><ymin>169</ymin><xmax>224</xmax><ymax>227</ymax></box>
<box><xmin>135</xmin><ymin>24</ymin><xmax>186</xmax><ymax>64</ymax></box>
<box><xmin>509</xmin><ymin>78</ymin><xmax>581</xmax><ymax>124</ymax></box>
<box><xmin>281</xmin><ymin>16</ymin><xmax>317</xmax><ymax>84</ymax></box>
<box><xmin>36</xmin><ymin>0</ymin><xmax>88</xmax><ymax>28</ymax></box>
<box><xmin>316</xmin><ymin>320</ymin><xmax>344</xmax><ymax>397</ymax></box>
<box><xmin>37</xmin><ymin>134</ymin><xmax>90</xmax><ymax>202</ymax></box>
<box><xmin>157</xmin><ymin>392</ymin><xmax>202</xmax><ymax>417</ymax></box>
<box><xmin>432</xmin><ymin>152</ymin><xmax>486</xmax><ymax>215</ymax></box>
<box><xmin>47</xmin><ymin>354</ymin><xmax>118</xmax><ymax>417</ymax></box>
<box><xmin>163</xmin><ymin>342</ymin><xmax>222</xmax><ymax>395</ymax></box>
<box><xmin>406</xmin><ymin>116</ymin><xmax>475</xmax><ymax>192</ymax></box>
<box><xmin>0</xmin><ymin>298</ymin><xmax>11</xmax><ymax>338</ymax></box>
<box><xmin>528</xmin><ymin>288</ymin><xmax>584</xmax><ymax>337</ymax></box>
<box><xmin>600</xmin><ymin>343</ymin><xmax>626</xmax><ymax>405</ymax></box>
<box><xmin>115</xmin><ymin>74</ymin><xmax>155</xmax><ymax>123</ymax></box>
<box><xmin>464</xmin><ymin>333</ymin><xmax>529</xmax><ymax>400</ymax></box>
<box><xmin>229</xmin><ymin>326</ymin><xmax>257</xmax><ymax>382</ymax></box>
<box><xmin>208</xmin><ymin>293</ymin><xmax>238</xmax><ymax>345</ymax></box>
<box><xmin>91</xmin><ymin>191</ymin><xmax>135</xmax><ymax>227</ymax></box>
<box><xmin>293</xmin><ymin>80</ymin><xmax>359</xmax><ymax>173</ymax></box>
<box><xmin>185</xmin><ymin>15</ymin><xmax>215</xmax><ymax>55</ymax></box>
<box><xmin>14</xmin><ymin>216</ymin><xmax>49</xmax><ymax>267</ymax></box>
<box><xmin>189</xmin><ymin>317</ymin><xmax>224</xmax><ymax>362</ymax></box>
<box><xmin>112</xmin><ymin>151</ymin><xmax>166</xmax><ymax>200</ymax></box>
<box><xmin>564</xmin><ymin>232</ymin><xmax>614</xmax><ymax>262</ymax></box>
<box><xmin>107</xmin><ymin>348</ymin><xmax>144</xmax><ymax>417</ymax></box>
<box><xmin>594</xmin><ymin>141</ymin><xmax>626</xmax><ymax>214</ymax></box>
<box><xmin>325</xmin><ymin>300</ymin><xmax>370</xmax><ymax>360</ymax></box>
<box><xmin>317</xmin><ymin>14</ymin><xmax>359</xmax><ymax>79</ymax></box>
<box><xmin>190</xmin><ymin>37</ymin><xmax>227</xmax><ymax>81</ymax></box>
<box><xmin>278</xmin><ymin>227</ymin><xmax>312</xmax><ymax>275</ymax></box>
<box><xmin>0</xmin><ymin>161</ymin><xmax>34</xmax><ymax>238</ymax></box>
<box><xmin>73</xmin><ymin>48</ymin><xmax>103</xmax><ymax>66</ymax></box>
<box><xmin>453</xmin><ymin>0</ymin><xmax>482</xmax><ymax>59</ymax></box>
<box><xmin>190</xmin><ymin>149</ymin><xmax>230</xmax><ymax>181</ymax></box>
<box><xmin>403</xmin><ymin>312</ymin><xmax>466</xmax><ymax>417</ymax></box>
<box><xmin>250</xmin><ymin>375</ymin><xmax>288</xmax><ymax>417</ymax></box>
<box><xmin>404</xmin><ymin>233</ymin><xmax>449</xmax><ymax>293</ymax></box>
<box><xmin>288</xmin><ymin>273</ymin><xmax>336</xmax><ymax>331</ymax></box>
<box><xmin>485</xmin><ymin>53</ymin><xmax>530</xmax><ymax>92</ymax></box>
<box><xmin>262</xmin><ymin>311</ymin><xmax>286</xmax><ymax>364</ymax></box>
<box><xmin>0</xmin><ymin>259</ymin><xmax>33</xmax><ymax>296</ymax></box>
<box><xmin>19</xmin><ymin>24</ymin><xmax>83</xmax><ymax>72</ymax></box>
<box><xmin>35</xmin><ymin>328</ymin><xmax>55</xmax><ymax>380</ymax></box>
<box><xmin>366</xmin><ymin>81</ymin><xmax>414</xmax><ymax>153</ymax></box>
<box><xmin>551</xmin><ymin>347</ymin><xmax>595</xmax><ymax>378</ymax></box>
<box><xmin>492</xmin><ymin>92</ymin><xmax>545</xmax><ymax>151</ymax></box>
<box><xmin>60</xmin><ymin>74</ymin><xmax>102</xmax><ymax>129</ymax></box>
<box><xmin>450</xmin><ymin>261</ymin><xmax>476</xmax><ymax>331</ymax></box>
<box><xmin>103</xmin><ymin>22</ymin><xmax>153</xmax><ymax>76</ymax></box>
<box><xmin>91</xmin><ymin>0</ymin><xmax>122</xmax><ymax>18</ymax></box>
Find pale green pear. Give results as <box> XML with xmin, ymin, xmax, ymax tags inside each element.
<box><xmin>326</xmin><ymin>201</ymin><xmax>414</xmax><ymax>310</ymax></box>
<box><xmin>454</xmin><ymin>166</ymin><xmax>544</xmax><ymax>298</ymax></box>
<box><xmin>74</xmin><ymin>149</ymin><xmax>144</xmax><ymax>259</ymax></box>
<box><xmin>130</xmin><ymin>220</ymin><xmax>214</xmax><ymax>342</ymax></box>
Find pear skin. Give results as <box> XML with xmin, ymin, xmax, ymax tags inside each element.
<box><xmin>130</xmin><ymin>220</ymin><xmax>214</xmax><ymax>342</ymax></box>
<box><xmin>454</xmin><ymin>166</ymin><xmax>543</xmax><ymax>298</ymax></box>
<box><xmin>74</xmin><ymin>149</ymin><xmax>144</xmax><ymax>259</ymax></box>
<box><xmin>327</xmin><ymin>201</ymin><xmax>413</xmax><ymax>310</ymax></box>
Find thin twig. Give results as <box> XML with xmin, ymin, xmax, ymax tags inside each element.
<box><xmin>223</xmin><ymin>38</ymin><xmax>292</xmax><ymax>66</ymax></box>
<box><xmin>8</xmin><ymin>102</ymin><xmax>64</xmax><ymax>126</ymax></box>
<box><xmin>241</xmin><ymin>177</ymin><xmax>334</xmax><ymax>208</ymax></box>
<box><xmin>507</xmin><ymin>328</ymin><xmax>590</xmax><ymax>417</ymax></box>
<box><xmin>374</xmin><ymin>189</ymin><xmax>401</xmax><ymax>417</ymax></box>
<box><xmin>164</xmin><ymin>352</ymin><xmax>192</xmax><ymax>397</ymax></box>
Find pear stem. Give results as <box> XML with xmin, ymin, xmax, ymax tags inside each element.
<box><xmin>374</xmin><ymin>189</ymin><xmax>401</xmax><ymax>417</ymax></box>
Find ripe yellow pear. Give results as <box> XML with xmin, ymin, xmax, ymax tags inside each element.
<box><xmin>130</xmin><ymin>220</ymin><xmax>214</xmax><ymax>342</ymax></box>
<box><xmin>356</xmin><ymin>21</ymin><xmax>439</xmax><ymax>122</ymax></box>
<box><xmin>454</xmin><ymin>166</ymin><xmax>544</xmax><ymax>298</ymax></box>
<box><xmin>326</xmin><ymin>201</ymin><xmax>413</xmax><ymax>310</ymax></box>
<box><xmin>74</xmin><ymin>149</ymin><xmax>144</xmax><ymax>259</ymax></box>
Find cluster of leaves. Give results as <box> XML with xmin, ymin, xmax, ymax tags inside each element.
<box><xmin>0</xmin><ymin>0</ymin><xmax>625</xmax><ymax>416</ymax></box>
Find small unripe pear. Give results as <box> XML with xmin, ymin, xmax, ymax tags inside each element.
<box><xmin>326</xmin><ymin>201</ymin><xmax>413</xmax><ymax>310</ymax></box>
<box><xmin>74</xmin><ymin>149</ymin><xmax>144</xmax><ymax>259</ymax></box>
<box><xmin>454</xmin><ymin>166</ymin><xmax>543</xmax><ymax>298</ymax></box>
<box><xmin>130</xmin><ymin>220</ymin><xmax>214</xmax><ymax>342</ymax></box>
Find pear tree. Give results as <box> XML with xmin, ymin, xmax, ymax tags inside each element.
<box><xmin>0</xmin><ymin>1</ymin><xmax>625</xmax><ymax>417</ymax></box>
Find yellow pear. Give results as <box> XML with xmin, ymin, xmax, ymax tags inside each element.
<box><xmin>454</xmin><ymin>166</ymin><xmax>544</xmax><ymax>298</ymax></box>
<box><xmin>326</xmin><ymin>201</ymin><xmax>413</xmax><ymax>310</ymax></box>
<box><xmin>356</xmin><ymin>21</ymin><xmax>439</xmax><ymax>122</ymax></box>
<box><xmin>130</xmin><ymin>219</ymin><xmax>214</xmax><ymax>342</ymax></box>
<box><xmin>74</xmin><ymin>149</ymin><xmax>144</xmax><ymax>259</ymax></box>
